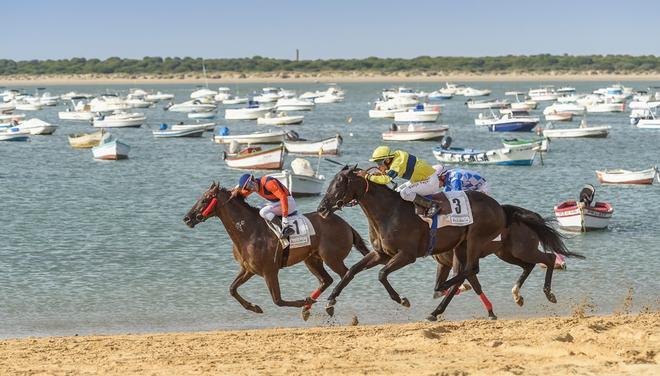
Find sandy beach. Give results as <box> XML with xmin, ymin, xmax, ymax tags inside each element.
<box><xmin>2</xmin><ymin>71</ymin><xmax>660</xmax><ymax>85</ymax></box>
<box><xmin>1</xmin><ymin>311</ymin><xmax>657</xmax><ymax>375</ymax></box>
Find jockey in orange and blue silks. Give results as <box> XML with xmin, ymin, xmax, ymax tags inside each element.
<box><xmin>238</xmin><ymin>174</ymin><xmax>296</xmax><ymax>236</ymax></box>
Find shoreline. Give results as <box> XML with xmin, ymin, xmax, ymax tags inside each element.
<box><xmin>3</xmin><ymin>72</ymin><xmax>660</xmax><ymax>85</ymax></box>
<box><xmin>1</xmin><ymin>312</ymin><xmax>657</xmax><ymax>375</ymax></box>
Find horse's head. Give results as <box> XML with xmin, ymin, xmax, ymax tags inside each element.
<box><xmin>183</xmin><ymin>181</ymin><xmax>234</xmax><ymax>227</ymax></box>
<box><xmin>317</xmin><ymin>164</ymin><xmax>366</xmax><ymax>218</ymax></box>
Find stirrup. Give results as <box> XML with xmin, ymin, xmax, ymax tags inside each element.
<box><xmin>425</xmin><ymin>203</ymin><xmax>441</xmax><ymax>218</ymax></box>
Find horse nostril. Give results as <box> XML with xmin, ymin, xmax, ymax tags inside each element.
<box><xmin>183</xmin><ymin>216</ymin><xmax>191</xmax><ymax>223</ymax></box>
<box><xmin>195</xmin><ymin>214</ymin><xmax>204</xmax><ymax>221</ymax></box>
<box><xmin>336</xmin><ymin>200</ymin><xmax>344</xmax><ymax>208</ymax></box>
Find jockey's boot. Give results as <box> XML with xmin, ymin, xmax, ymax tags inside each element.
<box><xmin>413</xmin><ymin>194</ymin><xmax>441</xmax><ymax>218</ymax></box>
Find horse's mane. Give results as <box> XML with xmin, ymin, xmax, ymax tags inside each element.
<box><xmin>219</xmin><ymin>187</ymin><xmax>261</xmax><ymax>215</ymax></box>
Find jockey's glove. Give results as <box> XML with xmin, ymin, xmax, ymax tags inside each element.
<box><xmin>282</xmin><ymin>217</ymin><xmax>290</xmax><ymax>227</ymax></box>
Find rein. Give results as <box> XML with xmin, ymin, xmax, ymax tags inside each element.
<box><xmin>345</xmin><ymin>169</ymin><xmax>377</xmax><ymax>207</ymax></box>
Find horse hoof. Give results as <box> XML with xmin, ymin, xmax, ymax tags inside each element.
<box><xmin>301</xmin><ymin>308</ymin><xmax>311</xmax><ymax>321</ymax></box>
<box><xmin>488</xmin><ymin>312</ymin><xmax>498</xmax><ymax>320</ymax></box>
<box><xmin>515</xmin><ymin>296</ymin><xmax>524</xmax><ymax>307</ymax></box>
<box><xmin>251</xmin><ymin>305</ymin><xmax>263</xmax><ymax>314</ymax></box>
<box><xmin>544</xmin><ymin>289</ymin><xmax>557</xmax><ymax>304</ymax></box>
<box><xmin>433</xmin><ymin>290</ymin><xmax>444</xmax><ymax>300</ymax></box>
<box><xmin>426</xmin><ymin>314</ymin><xmax>438</xmax><ymax>322</ymax></box>
<box><xmin>325</xmin><ymin>304</ymin><xmax>335</xmax><ymax>317</ymax></box>
<box><xmin>400</xmin><ymin>297</ymin><xmax>410</xmax><ymax>308</ymax></box>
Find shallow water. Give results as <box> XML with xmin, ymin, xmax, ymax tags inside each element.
<box><xmin>1</xmin><ymin>81</ymin><xmax>659</xmax><ymax>338</ymax></box>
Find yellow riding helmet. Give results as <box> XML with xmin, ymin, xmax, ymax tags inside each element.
<box><xmin>369</xmin><ymin>146</ymin><xmax>395</xmax><ymax>162</ymax></box>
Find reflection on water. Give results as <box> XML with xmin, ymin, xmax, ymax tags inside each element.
<box><xmin>1</xmin><ymin>81</ymin><xmax>659</xmax><ymax>338</ymax></box>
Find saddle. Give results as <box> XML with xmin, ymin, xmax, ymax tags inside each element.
<box><xmin>413</xmin><ymin>192</ymin><xmax>453</xmax><ymax>217</ymax></box>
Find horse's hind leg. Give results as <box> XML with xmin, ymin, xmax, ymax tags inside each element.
<box><xmin>496</xmin><ymin>251</ymin><xmax>535</xmax><ymax>307</ymax></box>
<box><xmin>230</xmin><ymin>268</ymin><xmax>262</xmax><ymax>314</ymax></box>
<box><xmin>326</xmin><ymin>251</ymin><xmax>385</xmax><ymax>316</ymax></box>
<box><xmin>465</xmin><ymin>274</ymin><xmax>496</xmax><ymax>320</ymax></box>
<box><xmin>301</xmin><ymin>256</ymin><xmax>334</xmax><ymax>321</ymax></box>
<box><xmin>377</xmin><ymin>251</ymin><xmax>417</xmax><ymax>307</ymax></box>
<box><xmin>433</xmin><ymin>262</ymin><xmax>452</xmax><ymax>299</ymax></box>
<box><xmin>512</xmin><ymin>248</ymin><xmax>558</xmax><ymax>303</ymax></box>
<box><xmin>264</xmin><ymin>270</ymin><xmax>315</xmax><ymax>309</ymax></box>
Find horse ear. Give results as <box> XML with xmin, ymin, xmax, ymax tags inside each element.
<box><xmin>349</xmin><ymin>163</ymin><xmax>358</xmax><ymax>171</ymax></box>
<box><xmin>341</xmin><ymin>164</ymin><xmax>349</xmax><ymax>171</ymax></box>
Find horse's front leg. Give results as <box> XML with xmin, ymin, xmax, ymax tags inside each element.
<box><xmin>264</xmin><ymin>269</ymin><xmax>315</xmax><ymax>309</ymax></box>
<box><xmin>301</xmin><ymin>256</ymin><xmax>334</xmax><ymax>321</ymax></box>
<box><xmin>326</xmin><ymin>251</ymin><xmax>385</xmax><ymax>316</ymax></box>
<box><xmin>229</xmin><ymin>268</ymin><xmax>262</xmax><ymax>313</ymax></box>
<box><xmin>377</xmin><ymin>250</ymin><xmax>417</xmax><ymax>307</ymax></box>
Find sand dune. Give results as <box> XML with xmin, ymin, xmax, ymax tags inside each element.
<box><xmin>1</xmin><ymin>312</ymin><xmax>657</xmax><ymax>375</ymax></box>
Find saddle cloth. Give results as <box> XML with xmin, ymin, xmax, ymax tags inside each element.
<box><xmin>420</xmin><ymin>191</ymin><xmax>474</xmax><ymax>228</ymax></box>
<box><xmin>269</xmin><ymin>213</ymin><xmax>316</xmax><ymax>248</ymax></box>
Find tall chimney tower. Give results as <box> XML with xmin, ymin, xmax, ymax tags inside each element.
<box><xmin>296</xmin><ymin>49</ymin><xmax>299</xmax><ymax>62</ymax></box>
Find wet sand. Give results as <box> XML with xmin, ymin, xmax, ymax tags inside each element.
<box><xmin>2</xmin><ymin>71</ymin><xmax>660</xmax><ymax>85</ymax></box>
<box><xmin>1</xmin><ymin>312</ymin><xmax>657</xmax><ymax>375</ymax></box>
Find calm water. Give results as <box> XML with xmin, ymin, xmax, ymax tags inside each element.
<box><xmin>1</xmin><ymin>82</ymin><xmax>659</xmax><ymax>338</ymax></box>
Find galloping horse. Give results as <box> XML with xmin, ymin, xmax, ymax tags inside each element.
<box><xmin>433</xmin><ymin>205</ymin><xmax>583</xmax><ymax>317</ymax></box>
<box><xmin>184</xmin><ymin>182</ymin><xmax>370</xmax><ymax>320</ymax></box>
<box><xmin>317</xmin><ymin>166</ymin><xmax>507</xmax><ymax>320</ymax></box>
<box><xmin>317</xmin><ymin>166</ymin><xmax>581</xmax><ymax>320</ymax></box>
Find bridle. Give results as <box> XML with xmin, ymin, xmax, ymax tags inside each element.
<box><xmin>199</xmin><ymin>188</ymin><xmax>236</xmax><ymax>219</ymax></box>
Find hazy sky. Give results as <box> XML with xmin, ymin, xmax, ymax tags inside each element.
<box><xmin>6</xmin><ymin>0</ymin><xmax>660</xmax><ymax>60</ymax></box>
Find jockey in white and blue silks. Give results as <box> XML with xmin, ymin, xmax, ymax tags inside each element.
<box><xmin>439</xmin><ymin>167</ymin><xmax>489</xmax><ymax>195</ymax></box>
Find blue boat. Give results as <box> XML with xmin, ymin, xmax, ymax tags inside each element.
<box><xmin>0</xmin><ymin>127</ymin><xmax>30</xmax><ymax>142</ymax></box>
<box><xmin>488</xmin><ymin>121</ymin><xmax>538</xmax><ymax>132</ymax></box>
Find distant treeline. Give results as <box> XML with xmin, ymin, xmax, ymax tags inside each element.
<box><xmin>1</xmin><ymin>55</ymin><xmax>660</xmax><ymax>75</ymax></box>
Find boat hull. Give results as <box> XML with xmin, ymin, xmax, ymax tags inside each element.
<box><xmin>433</xmin><ymin>145</ymin><xmax>536</xmax><ymax>166</ymax></box>
<box><xmin>554</xmin><ymin>201</ymin><xmax>613</xmax><ymax>232</ymax></box>
<box><xmin>268</xmin><ymin>171</ymin><xmax>325</xmax><ymax>196</ymax></box>
<box><xmin>595</xmin><ymin>168</ymin><xmax>657</xmax><ymax>185</ymax></box>
<box><xmin>393</xmin><ymin>111</ymin><xmax>440</xmax><ymax>123</ymax></box>
<box><xmin>488</xmin><ymin>121</ymin><xmax>538</xmax><ymax>132</ymax></box>
<box><xmin>382</xmin><ymin>127</ymin><xmax>448</xmax><ymax>141</ymax></box>
<box><xmin>543</xmin><ymin>126</ymin><xmax>610</xmax><ymax>138</ymax></box>
<box><xmin>283</xmin><ymin>136</ymin><xmax>341</xmax><ymax>155</ymax></box>
<box><xmin>214</xmin><ymin>131</ymin><xmax>286</xmax><ymax>144</ymax></box>
<box><xmin>92</xmin><ymin>140</ymin><xmax>130</xmax><ymax>160</ymax></box>
<box><xmin>224</xmin><ymin>146</ymin><xmax>284</xmax><ymax>170</ymax></box>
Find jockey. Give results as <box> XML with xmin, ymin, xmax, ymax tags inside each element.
<box><xmin>367</xmin><ymin>146</ymin><xmax>442</xmax><ymax>215</ymax></box>
<box><xmin>238</xmin><ymin>174</ymin><xmax>296</xmax><ymax>237</ymax></box>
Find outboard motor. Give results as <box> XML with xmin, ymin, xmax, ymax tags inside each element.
<box><xmin>440</xmin><ymin>136</ymin><xmax>452</xmax><ymax>149</ymax></box>
<box><xmin>579</xmin><ymin>184</ymin><xmax>595</xmax><ymax>207</ymax></box>
<box><xmin>218</xmin><ymin>126</ymin><xmax>230</xmax><ymax>136</ymax></box>
<box><xmin>159</xmin><ymin>123</ymin><xmax>168</xmax><ymax>130</ymax></box>
<box><xmin>389</xmin><ymin>123</ymin><xmax>398</xmax><ymax>131</ymax></box>
<box><xmin>285</xmin><ymin>130</ymin><xmax>300</xmax><ymax>141</ymax></box>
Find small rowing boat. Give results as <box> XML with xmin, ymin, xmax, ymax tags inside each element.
<box><xmin>595</xmin><ymin>167</ymin><xmax>657</xmax><ymax>185</ymax></box>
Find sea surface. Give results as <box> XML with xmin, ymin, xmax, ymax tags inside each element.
<box><xmin>1</xmin><ymin>81</ymin><xmax>659</xmax><ymax>338</ymax></box>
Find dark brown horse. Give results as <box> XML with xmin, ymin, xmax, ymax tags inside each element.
<box><xmin>433</xmin><ymin>205</ymin><xmax>583</xmax><ymax>317</ymax></box>
<box><xmin>184</xmin><ymin>182</ymin><xmax>370</xmax><ymax>320</ymax></box>
<box><xmin>317</xmin><ymin>166</ymin><xmax>507</xmax><ymax>320</ymax></box>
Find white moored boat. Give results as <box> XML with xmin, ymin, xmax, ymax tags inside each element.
<box><xmin>432</xmin><ymin>137</ymin><xmax>536</xmax><ymax>166</ymax></box>
<box><xmin>222</xmin><ymin>96</ymin><xmax>249</xmax><ymax>105</ymax></box>
<box><xmin>268</xmin><ymin>158</ymin><xmax>325</xmax><ymax>196</ymax></box>
<box><xmin>528</xmin><ymin>87</ymin><xmax>558</xmax><ymax>102</ymax></box>
<box><xmin>554</xmin><ymin>185</ymin><xmax>613</xmax><ymax>232</ymax></box>
<box><xmin>190</xmin><ymin>88</ymin><xmax>217</xmax><ymax>100</ymax></box>
<box><xmin>463</xmin><ymin>87</ymin><xmax>491</xmax><ymax>97</ymax></box>
<box><xmin>586</xmin><ymin>102</ymin><xmax>625</xmax><ymax>113</ymax></box>
<box><xmin>167</xmin><ymin>100</ymin><xmax>217</xmax><ymax>113</ymax></box>
<box><xmin>145</xmin><ymin>91</ymin><xmax>174</xmax><ymax>102</ymax></box>
<box><xmin>152</xmin><ymin>124</ymin><xmax>206</xmax><ymax>138</ymax></box>
<box><xmin>0</xmin><ymin>128</ymin><xmax>30</xmax><ymax>142</ymax></box>
<box><xmin>393</xmin><ymin>104</ymin><xmax>440</xmax><ymax>123</ymax></box>
<box><xmin>544</xmin><ymin>111</ymin><xmax>573</xmax><ymax>122</ymax></box>
<box><xmin>223</xmin><ymin>145</ymin><xmax>284</xmax><ymax>170</ymax></box>
<box><xmin>171</xmin><ymin>122</ymin><xmax>216</xmax><ymax>132</ymax></box>
<box><xmin>382</xmin><ymin>123</ymin><xmax>448</xmax><ymax>141</ymax></box>
<box><xmin>631</xmin><ymin>109</ymin><xmax>660</xmax><ymax>129</ymax></box>
<box><xmin>554</xmin><ymin>201</ymin><xmax>613</xmax><ymax>232</ymax></box>
<box><xmin>92</xmin><ymin>133</ymin><xmax>130</xmax><ymax>160</ymax></box>
<box><xmin>283</xmin><ymin>134</ymin><xmax>342</xmax><ymax>155</ymax></box>
<box><xmin>275</xmin><ymin>98</ymin><xmax>315</xmax><ymax>111</ymax></box>
<box><xmin>543</xmin><ymin>103</ymin><xmax>586</xmax><ymax>115</ymax></box>
<box><xmin>93</xmin><ymin>112</ymin><xmax>146</xmax><ymax>128</ymax></box>
<box><xmin>213</xmin><ymin>128</ymin><xmax>286</xmax><ymax>144</ymax></box>
<box><xmin>17</xmin><ymin>118</ymin><xmax>58</xmax><ymax>135</ymax></box>
<box><xmin>257</xmin><ymin>112</ymin><xmax>304</xmax><ymax>125</ymax></box>
<box><xmin>595</xmin><ymin>167</ymin><xmax>657</xmax><ymax>185</ymax></box>
<box><xmin>466</xmin><ymin>99</ymin><xmax>509</xmax><ymax>110</ymax></box>
<box><xmin>225</xmin><ymin>102</ymin><xmax>273</xmax><ymax>120</ymax></box>
<box><xmin>542</xmin><ymin>119</ymin><xmax>610</xmax><ymax>138</ymax></box>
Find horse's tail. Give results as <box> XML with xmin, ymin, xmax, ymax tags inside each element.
<box><xmin>502</xmin><ymin>204</ymin><xmax>585</xmax><ymax>259</ymax></box>
<box><xmin>350</xmin><ymin>227</ymin><xmax>371</xmax><ymax>256</ymax></box>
